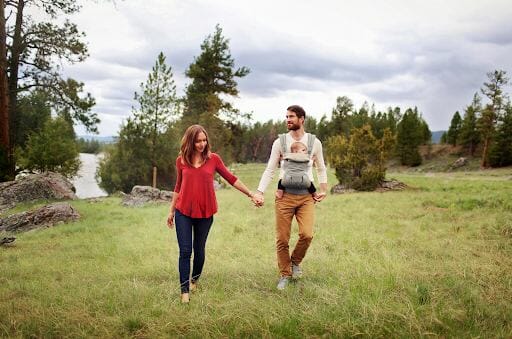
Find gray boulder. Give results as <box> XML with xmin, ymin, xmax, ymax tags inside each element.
<box><xmin>0</xmin><ymin>172</ymin><xmax>77</xmax><ymax>212</ymax></box>
<box><xmin>0</xmin><ymin>202</ymin><xmax>80</xmax><ymax>233</ymax></box>
<box><xmin>451</xmin><ymin>157</ymin><xmax>467</xmax><ymax>169</ymax></box>
<box><xmin>122</xmin><ymin>185</ymin><xmax>173</xmax><ymax>207</ymax></box>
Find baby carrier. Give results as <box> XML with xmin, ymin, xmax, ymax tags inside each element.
<box><xmin>279</xmin><ymin>133</ymin><xmax>316</xmax><ymax>190</ymax></box>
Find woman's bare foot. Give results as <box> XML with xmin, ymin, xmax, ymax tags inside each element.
<box><xmin>181</xmin><ymin>293</ymin><xmax>190</xmax><ymax>303</ymax></box>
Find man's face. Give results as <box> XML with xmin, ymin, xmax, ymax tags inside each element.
<box><xmin>286</xmin><ymin>111</ymin><xmax>303</xmax><ymax>131</ymax></box>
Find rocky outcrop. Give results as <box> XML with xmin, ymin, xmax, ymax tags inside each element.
<box><xmin>0</xmin><ymin>202</ymin><xmax>80</xmax><ymax>233</ymax></box>
<box><xmin>0</xmin><ymin>172</ymin><xmax>77</xmax><ymax>212</ymax></box>
<box><xmin>121</xmin><ymin>185</ymin><xmax>173</xmax><ymax>207</ymax></box>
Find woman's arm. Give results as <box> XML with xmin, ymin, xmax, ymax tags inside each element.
<box><xmin>232</xmin><ymin>179</ymin><xmax>254</xmax><ymax>200</ymax></box>
<box><xmin>167</xmin><ymin>157</ymin><xmax>182</xmax><ymax>228</ymax></box>
<box><xmin>167</xmin><ymin>192</ymin><xmax>179</xmax><ymax>228</ymax></box>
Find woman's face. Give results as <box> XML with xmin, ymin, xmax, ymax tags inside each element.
<box><xmin>194</xmin><ymin>132</ymin><xmax>207</xmax><ymax>153</ymax></box>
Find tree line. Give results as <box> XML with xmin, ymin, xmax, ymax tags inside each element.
<box><xmin>1</xmin><ymin>1</ymin><xmax>509</xmax><ymax>193</ymax></box>
<box><xmin>441</xmin><ymin>70</ymin><xmax>511</xmax><ymax>167</ymax></box>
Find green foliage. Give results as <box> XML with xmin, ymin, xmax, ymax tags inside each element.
<box><xmin>459</xmin><ymin>93</ymin><xmax>481</xmax><ymax>156</ymax></box>
<box><xmin>76</xmin><ymin>138</ymin><xmax>101</xmax><ymax>154</ymax></box>
<box><xmin>396</xmin><ymin>108</ymin><xmax>426</xmax><ymax>166</ymax></box>
<box><xmin>478</xmin><ymin>70</ymin><xmax>509</xmax><ymax>167</ymax></box>
<box><xmin>326</xmin><ymin>125</ymin><xmax>395</xmax><ymax>191</ymax></box>
<box><xmin>16</xmin><ymin>116</ymin><xmax>80</xmax><ymax>177</ymax></box>
<box><xmin>14</xmin><ymin>90</ymin><xmax>52</xmax><ymax>149</ymax></box>
<box><xmin>440</xmin><ymin>132</ymin><xmax>447</xmax><ymax>144</ymax></box>
<box><xmin>98</xmin><ymin>53</ymin><xmax>180</xmax><ymax>193</ymax></box>
<box><xmin>447</xmin><ymin>111</ymin><xmax>462</xmax><ymax>146</ymax></box>
<box><xmin>489</xmin><ymin>103</ymin><xmax>512</xmax><ymax>167</ymax></box>
<box><xmin>182</xmin><ymin>24</ymin><xmax>249</xmax><ymax>161</ymax></box>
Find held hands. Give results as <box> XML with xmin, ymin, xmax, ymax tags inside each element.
<box><xmin>313</xmin><ymin>191</ymin><xmax>327</xmax><ymax>202</ymax></box>
<box><xmin>251</xmin><ymin>191</ymin><xmax>264</xmax><ymax>207</ymax></box>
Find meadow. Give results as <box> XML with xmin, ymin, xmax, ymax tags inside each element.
<box><xmin>1</xmin><ymin>163</ymin><xmax>511</xmax><ymax>338</ymax></box>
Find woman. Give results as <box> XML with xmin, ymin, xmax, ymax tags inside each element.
<box><xmin>167</xmin><ymin>125</ymin><xmax>256</xmax><ymax>303</ymax></box>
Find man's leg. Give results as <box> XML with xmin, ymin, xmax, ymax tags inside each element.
<box><xmin>291</xmin><ymin>195</ymin><xmax>315</xmax><ymax>267</ymax></box>
<box><xmin>275</xmin><ymin>193</ymin><xmax>297</xmax><ymax>277</ymax></box>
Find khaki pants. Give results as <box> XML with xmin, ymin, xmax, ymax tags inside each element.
<box><xmin>275</xmin><ymin>192</ymin><xmax>315</xmax><ymax>277</ymax></box>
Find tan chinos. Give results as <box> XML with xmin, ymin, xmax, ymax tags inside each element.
<box><xmin>275</xmin><ymin>192</ymin><xmax>315</xmax><ymax>277</ymax></box>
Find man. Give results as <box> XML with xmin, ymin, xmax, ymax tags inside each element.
<box><xmin>252</xmin><ymin>105</ymin><xmax>327</xmax><ymax>290</ymax></box>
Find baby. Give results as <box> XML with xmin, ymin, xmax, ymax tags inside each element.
<box><xmin>275</xmin><ymin>141</ymin><xmax>317</xmax><ymax>198</ymax></box>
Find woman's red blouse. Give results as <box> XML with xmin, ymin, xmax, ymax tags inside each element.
<box><xmin>174</xmin><ymin>153</ymin><xmax>238</xmax><ymax>218</ymax></box>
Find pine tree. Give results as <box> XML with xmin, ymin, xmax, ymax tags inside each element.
<box><xmin>488</xmin><ymin>103</ymin><xmax>512</xmax><ymax>167</ymax></box>
<box><xmin>446</xmin><ymin>111</ymin><xmax>462</xmax><ymax>146</ymax></box>
<box><xmin>182</xmin><ymin>24</ymin><xmax>249</xmax><ymax>162</ymax></box>
<box><xmin>132</xmin><ymin>52</ymin><xmax>179</xmax><ymax>187</ymax></box>
<box><xmin>396</xmin><ymin>108</ymin><xmax>424</xmax><ymax>166</ymax></box>
<box><xmin>459</xmin><ymin>93</ymin><xmax>481</xmax><ymax>156</ymax></box>
<box><xmin>478</xmin><ymin>70</ymin><xmax>509</xmax><ymax>168</ymax></box>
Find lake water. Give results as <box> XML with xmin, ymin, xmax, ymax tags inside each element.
<box><xmin>71</xmin><ymin>153</ymin><xmax>108</xmax><ymax>199</ymax></box>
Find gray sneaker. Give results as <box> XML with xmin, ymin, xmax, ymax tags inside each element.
<box><xmin>292</xmin><ymin>264</ymin><xmax>303</xmax><ymax>279</ymax></box>
<box><xmin>277</xmin><ymin>276</ymin><xmax>290</xmax><ymax>290</ymax></box>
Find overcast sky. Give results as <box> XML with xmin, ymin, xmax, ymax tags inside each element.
<box><xmin>60</xmin><ymin>0</ymin><xmax>512</xmax><ymax>136</ymax></box>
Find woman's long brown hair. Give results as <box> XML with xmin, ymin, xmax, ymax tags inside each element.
<box><xmin>179</xmin><ymin>125</ymin><xmax>211</xmax><ymax>167</ymax></box>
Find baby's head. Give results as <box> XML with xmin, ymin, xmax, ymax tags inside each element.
<box><xmin>290</xmin><ymin>141</ymin><xmax>308</xmax><ymax>154</ymax></box>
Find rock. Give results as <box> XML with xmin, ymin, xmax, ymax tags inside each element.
<box><xmin>0</xmin><ymin>172</ymin><xmax>77</xmax><ymax>212</ymax></box>
<box><xmin>330</xmin><ymin>184</ymin><xmax>356</xmax><ymax>194</ymax></box>
<box><xmin>1</xmin><ymin>236</ymin><xmax>16</xmax><ymax>246</ymax></box>
<box><xmin>377</xmin><ymin>179</ymin><xmax>407</xmax><ymax>191</ymax></box>
<box><xmin>330</xmin><ymin>179</ymin><xmax>407</xmax><ymax>194</ymax></box>
<box><xmin>0</xmin><ymin>202</ymin><xmax>80</xmax><ymax>233</ymax></box>
<box><xmin>451</xmin><ymin>157</ymin><xmax>467</xmax><ymax>168</ymax></box>
<box><xmin>122</xmin><ymin>185</ymin><xmax>173</xmax><ymax>207</ymax></box>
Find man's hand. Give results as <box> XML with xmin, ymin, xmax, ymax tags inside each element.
<box><xmin>313</xmin><ymin>191</ymin><xmax>327</xmax><ymax>202</ymax></box>
<box><xmin>252</xmin><ymin>191</ymin><xmax>264</xmax><ymax>207</ymax></box>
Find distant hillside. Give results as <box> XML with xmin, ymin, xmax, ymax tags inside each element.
<box><xmin>431</xmin><ymin>130</ymin><xmax>445</xmax><ymax>144</ymax></box>
<box><xmin>77</xmin><ymin>135</ymin><xmax>117</xmax><ymax>143</ymax></box>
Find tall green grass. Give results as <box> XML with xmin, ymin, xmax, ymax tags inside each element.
<box><xmin>1</xmin><ymin>164</ymin><xmax>511</xmax><ymax>337</ymax></box>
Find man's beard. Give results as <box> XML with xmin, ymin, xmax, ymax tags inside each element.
<box><xmin>287</xmin><ymin>123</ymin><xmax>300</xmax><ymax>131</ymax></box>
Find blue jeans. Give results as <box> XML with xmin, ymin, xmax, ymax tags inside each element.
<box><xmin>174</xmin><ymin>209</ymin><xmax>214</xmax><ymax>293</ymax></box>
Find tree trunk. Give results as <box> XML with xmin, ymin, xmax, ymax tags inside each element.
<box><xmin>4</xmin><ymin>0</ymin><xmax>25</xmax><ymax>179</ymax></box>
<box><xmin>152</xmin><ymin>166</ymin><xmax>157</xmax><ymax>188</ymax></box>
<box><xmin>481</xmin><ymin>136</ymin><xmax>489</xmax><ymax>168</ymax></box>
<box><xmin>0</xmin><ymin>0</ymin><xmax>11</xmax><ymax>180</ymax></box>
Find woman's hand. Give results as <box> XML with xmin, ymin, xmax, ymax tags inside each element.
<box><xmin>167</xmin><ymin>211</ymin><xmax>175</xmax><ymax>229</ymax></box>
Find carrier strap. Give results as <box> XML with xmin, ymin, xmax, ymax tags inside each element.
<box><xmin>278</xmin><ymin>133</ymin><xmax>316</xmax><ymax>157</ymax></box>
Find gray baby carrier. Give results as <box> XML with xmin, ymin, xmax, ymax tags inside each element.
<box><xmin>279</xmin><ymin>133</ymin><xmax>316</xmax><ymax>190</ymax></box>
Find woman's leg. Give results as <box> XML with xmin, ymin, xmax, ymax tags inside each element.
<box><xmin>191</xmin><ymin>216</ymin><xmax>214</xmax><ymax>283</ymax></box>
<box><xmin>174</xmin><ymin>209</ymin><xmax>193</xmax><ymax>293</ymax></box>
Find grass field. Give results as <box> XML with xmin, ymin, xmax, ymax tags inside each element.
<box><xmin>1</xmin><ymin>164</ymin><xmax>512</xmax><ymax>338</ymax></box>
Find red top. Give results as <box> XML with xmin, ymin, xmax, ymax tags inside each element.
<box><xmin>174</xmin><ymin>153</ymin><xmax>238</xmax><ymax>218</ymax></box>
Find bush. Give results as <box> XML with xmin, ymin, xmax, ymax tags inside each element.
<box><xmin>326</xmin><ymin>125</ymin><xmax>395</xmax><ymax>191</ymax></box>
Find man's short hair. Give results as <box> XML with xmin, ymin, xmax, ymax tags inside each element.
<box><xmin>287</xmin><ymin>105</ymin><xmax>306</xmax><ymax>119</ymax></box>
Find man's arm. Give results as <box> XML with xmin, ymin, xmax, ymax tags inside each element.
<box><xmin>253</xmin><ymin>139</ymin><xmax>281</xmax><ymax>205</ymax></box>
<box><xmin>313</xmin><ymin>139</ymin><xmax>328</xmax><ymax>202</ymax></box>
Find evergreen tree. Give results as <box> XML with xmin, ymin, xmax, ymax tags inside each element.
<box><xmin>132</xmin><ymin>52</ymin><xmax>179</xmax><ymax>187</ymax></box>
<box><xmin>478</xmin><ymin>70</ymin><xmax>509</xmax><ymax>168</ymax></box>
<box><xmin>98</xmin><ymin>53</ymin><xmax>180</xmax><ymax>192</ymax></box>
<box><xmin>326</xmin><ymin>125</ymin><xmax>395</xmax><ymax>191</ymax></box>
<box><xmin>488</xmin><ymin>103</ymin><xmax>512</xmax><ymax>167</ymax></box>
<box><xmin>182</xmin><ymin>24</ymin><xmax>249</xmax><ymax>162</ymax></box>
<box><xmin>16</xmin><ymin>116</ymin><xmax>80</xmax><ymax>177</ymax></box>
<box><xmin>459</xmin><ymin>93</ymin><xmax>481</xmax><ymax>156</ymax></box>
<box><xmin>446</xmin><ymin>111</ymin><xmax>462</xmax><ymax>146</ymax></box>
<box><xmin>330</xmin><ymin>96</ymin><xmax>353</xmax><ymax>138</ymax></box>
<box><xmin>396</xmin><ymin>108</ymin><xmax>424</xmax><ymax>166</ymax></box>
<box><xmin>1</xmin><ymin>0</ymin><xmax>97</xmax><ymax>180</ymax></box>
